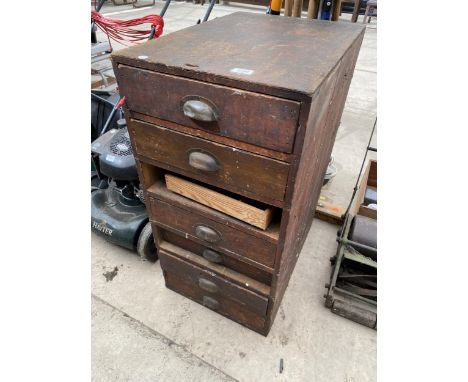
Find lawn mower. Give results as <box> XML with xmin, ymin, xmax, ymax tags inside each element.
<box><xmin>91</xmin><ymin>113</ymin><xmax>156</xmax><ymax>260</ymax></box>
<box><xmin>324</xmin><ymin>119</ymin><xmax>377</xmax><ymax>328</ymax></box>
<box><xmin>91</xmin><ymin>0</ymin><xmax>217</xmax><ymax>261</ymax></box>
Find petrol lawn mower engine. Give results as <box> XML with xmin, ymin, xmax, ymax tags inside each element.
<box><xmin>91</xmin><ymin>118</ymin><xmax>157</xmax><ymax>261</ymax></box>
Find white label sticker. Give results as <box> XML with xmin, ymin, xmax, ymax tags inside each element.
<box><xmin>106</xmin><ymin>154</ymin><xmax>115</xmax><ymax>162</ymax></box>
<box><xmin>138</xmin><ymin>55</ymin><xmax>149</xmax><ymax>60</ymax></box>
<box><xmin>230</xmin><ymin>68</ymin><xmax>254</xmax><ymax>75</ymax></box>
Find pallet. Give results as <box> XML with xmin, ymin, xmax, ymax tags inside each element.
<box><xmin>315</xmin><ymin>193</ymin><xmax>344</xmax><ymax>225</ymax></box>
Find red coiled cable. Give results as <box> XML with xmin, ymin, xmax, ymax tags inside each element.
<box><xmin>91</xmin><ymin>10</ymin><xmax>164</xmax><ymax>46</ymax></box>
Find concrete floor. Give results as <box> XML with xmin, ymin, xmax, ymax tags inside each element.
<box><xmin>92</xmin><ymin>2</ymin><xmax>377</xmax><ymax>381</ymax></box>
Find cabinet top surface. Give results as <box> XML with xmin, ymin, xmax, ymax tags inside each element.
<box><xmin>113</xmin><ymin>12</ymin><xmax>365</xmax><ymax>98</ymax></box>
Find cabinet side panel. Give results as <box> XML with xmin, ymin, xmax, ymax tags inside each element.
<box><xmin>266</xmin><ymin>32</ymin><xmax>365</xmax><ymax>330</ymax></box>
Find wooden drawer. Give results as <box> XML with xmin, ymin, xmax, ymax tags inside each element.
<box><xmin>160</xmin><ymin>250</ymin><xmax>268</xmax><ymax>332</ymax></box>
<box><xmin>149</xmin><ymin>197</ymin><xmax>277</xmax><ymax>269</ymax></box>
<box><xmin>157</xmin><ymin>227</ymin><xmax>273</xmax><ymax>285</ymax></box>
<box><xmin>117</xmin><ymin>65</ymin><xmax>300</xmax><ymax>153</ymax></box>
<box><xmin>129</xmin><ymin>119</ymin><xmax>289</xmax><ymax>205</ymax></box>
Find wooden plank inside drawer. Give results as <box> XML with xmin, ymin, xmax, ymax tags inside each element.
<box><xmin>149</xmin><ymin>197</ymin><xmax>277</xmax><ymax>269</ymax></box>
<box><xmin>165</xmin><ymin>174</ymin><xmax>274</xmax><ymax>230</ymax></box>
<box><xmin>130</xmin><ymin>119</ymin><xmax>289</xmax><ymax>205</ymax></box>
<box><xmin>146</xmin><ymin>179</ymin><xmax>281</xmax><ymax>244</ymax></box>
<box><xmin>159</xmin><ymin>250</ymin><xmax>269</xmax><ymax>318</ymax></box>
<box><xmin>117</xmin><ymin>65</ymin><xmax>300</xmax><ymax>153</ymax></box>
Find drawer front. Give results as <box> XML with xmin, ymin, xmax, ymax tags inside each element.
<box><xmin>160</xmin><ymin>251</ymin><xmax>268</xmax><ymax>331</ymax></box>
<box><xmin>117</xmin><ymin>65</ymin><xmax>300</xmax><ymax>153</ymax></box>
<box><xmin>149</xmin><ymin>198</ymin><xmax>277</xmax><ymax>269</ymax></box>
<box><xmin>159</xmin><ymin>228</ymin><xmax>272</xmax><ymax>285</ymax></box>
<box><xmin>130</xmin><ymin>119</ymin><xmax>289</xmax><ymax>203</ymax></box>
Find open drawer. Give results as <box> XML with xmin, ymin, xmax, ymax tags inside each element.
<box><xmin>129</xmin><ymin>119</ymin><xmax>290</xmax><ymax>206</ymax></box>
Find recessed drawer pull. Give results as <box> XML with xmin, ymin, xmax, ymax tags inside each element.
<box><xmin>202</xmin><ymin>248</ymin><xmax>223</xmax><ymax>264</ymax></box>
<box><xmin>198</xmin><ymin>278</ymin><xmax>219</xmax><ymax>293</ymax></box>
<box><xmin>202</xmin><ymin>296</ymin><xmax>220</xmax><ymax>310</ymax></box>
<box><xmin>182</xmin><ymin>97</ymin><xmax>219</xmax><ymax>122</ymax></box>
<box><xmin>188</xmin><ymin>150</ymin><xmax>220</xmax><ymax>172</ymax></box>
<box><xmin>194</xmin><ymin>224</ymin><xmax>221</xmax><ymax>243</ymax></box>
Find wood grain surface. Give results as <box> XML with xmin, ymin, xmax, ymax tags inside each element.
<box><xmin>129</xmin><ymin>110</ymin><xmax>293</xmax><ymax>163</ymax></box>
<box><xmin>165</xmin><ymin>174</ymin><xmax>274</xmax><ymax>230</ymax></box>
<box><xmin>160</xmin><ymin>250</ymin><xmax>268</xmax><ymax>317</ymax></box>
<box><xmin>266</xmin><ymin>32</ymin><xmax>365</xmax><ymax>330</ymax></box>
<box><xmin>130</xmin><ymin>119</ymin><xmax>290</xmax><ymax>204</ymax></box>
<box><xmin>149</xmin><ymin>197</ymin><xmax>278</xmax><ymax>269</ymax></box>
<box><xmin>145</xmin><ymin>178</ymin><xmax>281</xmax><ymax>244</ymax></box>
<box><xmin>116</xmin><ymin>65</ymin><xmax>300</xmax><ymax>153</ymax></box>
<box><xmin>158</xmin><ymin>227</ymin><xmax>273</xmax><ymax>285</ymax></box>
<box><xmin>112</xmin><ymin>12</ymin><xmax>365</xmax><ymax>100</ymax></box>
<box><xmin>159</xmin><ymin>240</ymin><xmax>271</xmax><ymax>296</ymax></box>
<box><xmin>161</xmin><ymin>252</ymin><xmax>267</xmax><ymax>332</ymax></box>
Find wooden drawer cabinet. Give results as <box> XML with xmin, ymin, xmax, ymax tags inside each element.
<box><xmin>113</xmin><ymin>12</ymin><xmax>364</xmax><ymax>335</ymax></box>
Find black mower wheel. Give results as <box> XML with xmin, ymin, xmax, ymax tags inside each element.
<box><xmin>137</xmin><ymin>222</ymin><xmax>158</xmax><ymax>262</ymax></box>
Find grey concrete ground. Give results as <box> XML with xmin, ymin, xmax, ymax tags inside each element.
<box><xmin>92</xmin><ymin>2</ymin><xmax>377</xmax><ymax>381</ymax></box>
<box><xmin>92</xmin><ymin>296</ymin><xmax>235</xmax><ymax>381</ymax></box>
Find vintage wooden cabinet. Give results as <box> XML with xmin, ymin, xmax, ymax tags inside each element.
<box><xmin>112</xmin><ymin>12</ymin><xmax>365</xmax><ymax>335</ymax></box>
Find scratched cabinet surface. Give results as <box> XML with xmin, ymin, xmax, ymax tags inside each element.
<box><xmin>113</xmin><ymin>12</ymin><xmax>365</xmax><ymax>335</ymax></box>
